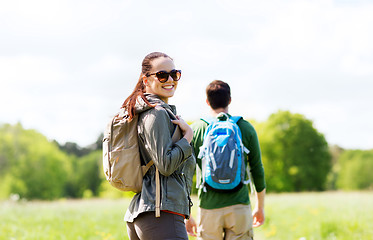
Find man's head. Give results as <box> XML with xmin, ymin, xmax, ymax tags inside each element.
<box><xmin>206</xmin><ymin>80</ymin><xmax>231</xmax><ymax>110</ymax></box>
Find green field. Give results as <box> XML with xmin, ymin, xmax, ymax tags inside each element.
<box><xmin>1</xmin><ymin>192</ymin><xmax>372</xmax><ymax>240</ymax></box>
<box><xmin>254</xmin><ymin>192</ymin><xmax>373</xmax><ymax>240</ymax></box>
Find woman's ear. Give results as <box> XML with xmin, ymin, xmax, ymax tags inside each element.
<box><xmin>143</xmin><ymin>75</ymin><xmax>148</xmax><ymax>86</ymax></box>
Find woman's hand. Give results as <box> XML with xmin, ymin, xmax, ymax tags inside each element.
<box><xmin>171</xmin><ymin>116</ymin><xmax>193</xmax><ymax>143</ymax></box>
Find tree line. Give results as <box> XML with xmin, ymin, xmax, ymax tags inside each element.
<box><xmin>0</xmin><ymin>110</ymin><xmax>372</xmax><ymax>200</ymax></box>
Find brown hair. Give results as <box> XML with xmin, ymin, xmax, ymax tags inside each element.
<box><xmin>122</xmin><ymin>52</ymin><xmax>172</xmax><ymax>121</ymax></box>
<box><xmin>206</xmin><ymin>80</ymin><xmax>231</xmax><ymax>109</ymax></box>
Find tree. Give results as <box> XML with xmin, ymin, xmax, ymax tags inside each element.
<box><xmin>256</xmin><ymin>110</ymin><xmax>331</xmax><ymax>192</ymax></box>
<box><xmin>54</xmin><ymin>135</ymin><xmax>104</xmax><ymax>198</ymax></box>
<box><xmin>0</xmin><ymin>123</ymin><xmax>71</xmax><ymax>200</ymax></box>
<box><xmin>54</xmin><ymin>133</ymin><xmax>103</xmax><ymax>157</ymax></box>
<box><xmin>67</xmin><ymin>150</ymin><xmax>103</xmax><ymax>198</ymax></box>
<box><xmin>326</xmin><ymin>145</ymin><xmax>345</xmax><ymax>190</ymax></box>
<box><xmin>336</xmin><ymin>149</ymin><xmax>373</xmax><ymax>190</ymax></box>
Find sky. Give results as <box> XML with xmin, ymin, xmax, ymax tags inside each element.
<box><xmin>1</xmin><ymin>0</ymin><xmax>372</xmax><ymax>150</ymax></box>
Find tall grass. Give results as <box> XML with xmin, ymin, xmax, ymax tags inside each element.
<box><xmin>254</xmin><ymin>191</ymin><xmax>373</xmax><ymax>240</ymax></box>
<box><xmin>0</xmin><ymin>192</ymin><xmax>372</xmax><ymax>240</ymax></box>
<box><xmin>0</xmin><ymin>198</ymin><xmax>131</xmax><ymax>240</ymax></box>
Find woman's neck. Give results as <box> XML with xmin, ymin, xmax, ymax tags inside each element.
<box><xmin>145</xmin><ymin>92</ymin><xmax>168</xmax><ymax>104</ymax></box>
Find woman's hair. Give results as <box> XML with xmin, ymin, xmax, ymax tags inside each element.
<box><xmin>122</xmin><ymin>52</ymin><xmax>172</xmax><ymax>121</ymax></box>
<box><xmin>206</xmin><ymin>80</ymin><xmax>231</xmax><ymax>109</ymax></box>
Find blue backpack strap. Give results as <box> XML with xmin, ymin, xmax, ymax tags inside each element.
<box><xmin>229</xmin><ymin>116</ymin><xmax>250</xmax><ymax>155</ymax></box>
<box><xmin>229</xmin><ymin>116</ymin><xmax>242</xmax><ymax>124</ymax></box>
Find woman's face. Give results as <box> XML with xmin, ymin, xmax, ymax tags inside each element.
<box><xmin>144</xmin><ymin>57</ymin><xmax>178</xmax><ymax>103</ymax></box>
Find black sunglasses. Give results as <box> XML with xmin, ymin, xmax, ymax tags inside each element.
<box><xmin>146</xmin><ymin>69</ymin><xmax>181</xmax><ymax>83</ymax></box>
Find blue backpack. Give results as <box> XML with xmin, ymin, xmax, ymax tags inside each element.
<box><xmin>197</xmin><ymin>113</ymin><xmax>250</xmax><ymax>192</ymax></box>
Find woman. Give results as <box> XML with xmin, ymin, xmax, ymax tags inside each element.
<box><xmin>123</xmin><ymin>52</ymin><xmax>196</xmax><ymax>240</ymax></box>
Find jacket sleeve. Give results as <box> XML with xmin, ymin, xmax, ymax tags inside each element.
<box><xmin>140</xmin><ymin>108</ymin><xmax>193</xmax><ymax>176</ymax></box>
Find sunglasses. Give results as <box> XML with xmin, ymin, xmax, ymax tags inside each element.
<box><xmin>146</xmin><ymin>69</ymin><xmax>182</xmax><ymax>83</ymax></box>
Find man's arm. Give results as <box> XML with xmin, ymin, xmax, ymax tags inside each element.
<box><xmin>252</xmin><ymin>188</ymin><xmax>266</xmax><ymax>227</ymax></box>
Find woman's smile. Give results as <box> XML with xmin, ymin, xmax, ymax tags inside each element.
<box><xmin>162</xmin><ymin>84</ymin><xmax>175</xmax><ymax>90</ymax></box>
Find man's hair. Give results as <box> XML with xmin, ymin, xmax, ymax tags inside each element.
<box><xmin>206</xmin><ymin>80</ymin><xmax>231</xmax><ymax>109</ymax></box>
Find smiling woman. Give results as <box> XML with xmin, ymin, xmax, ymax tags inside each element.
<box><xmin>118</xmin><ymin>52</ymin><xmax>196</xmax><ymax>240</ymax></box>
<box><xmin>143</xmin><ymin>57</ymin><xmax>181</xmax><ymax>103</ymax></box>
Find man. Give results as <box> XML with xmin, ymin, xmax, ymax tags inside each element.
<box><xmin>186</xmin><ymin>80</ymin><xmax>266</xmax><ymax>240</ymax></box>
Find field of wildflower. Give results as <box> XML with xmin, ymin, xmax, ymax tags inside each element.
<box><xmin>1</xmin><ymin>192</ymin><xmax>372</xmax><ymax>240</ymax></box>
<box><xmin>254</xmin><ymin>191</ymin><xmax>373</xmax><ymax>240</ymax></box>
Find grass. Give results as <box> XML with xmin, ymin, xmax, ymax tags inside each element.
<box><xmin>0</xmin><ymin>192</ymin><xmax>372</xmax><ymax>240</ymax></box>
<box><xmin>0</xmin><ymin>198</ymin><xmax>130</xmax><ymax>240</ymax></box>
<box><xmin>253</xmin><ymin>191</ymin><xmax>373</xmax><ymax>240</ymax></box>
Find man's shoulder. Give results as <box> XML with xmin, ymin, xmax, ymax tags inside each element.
<box><xmin>235</xmin><ymin>117</ymin><xmax>257</xmax><ymax>135</ymax></box>
<box><xmin>191</xmin><ymin>119</ymin><xmax>208</xmax><ymax>130</ymax></box>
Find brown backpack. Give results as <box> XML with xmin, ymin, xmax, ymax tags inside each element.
<box><xmin>102</xmin><ymin>106</ymin><xmax>181</xmax><ymax>216</ymax></box>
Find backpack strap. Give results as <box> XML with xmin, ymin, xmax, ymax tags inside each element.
<box><xmin>202</xmin><ymin>115</ymin><xmax>242</xmax><ymax>124</ymax></box>
<box><xmin>229</xmin><ymin>116</ymin><xmax>242</xmax><ymax>124</ymax></box>
<box><xmin>229</xmin><ymin>116</ymin><xmax>253</xmax><ymax>192</ymax></box>
<box><xmin>200</xmin><ymin>117</ymin><xmax>215</xmax><ymax>125</ymax></box>
<box><xmin>155</xmin><ymin>167</ymin><xmax>161</xmax><ymax>217</ymax></box>
<box><xmin>161</xmin><ymin>106</ymin><xmax>177</xmax><ymax>120</ymax></box>
<box><xmin>142</xmin><ymin>161</ymin><xmax>154</xmax><ymax>176</ymax></box>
